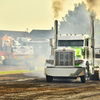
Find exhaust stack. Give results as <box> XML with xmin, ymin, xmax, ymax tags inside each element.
<box><xmin>90</xmin><ymin>11</ymin><xmax>96</xmax><ymax>67</ymax></box>
<box><xmin>54</xmin><ymin>20</ymin><xmax>58</xmax><ymax>49</ymax></box>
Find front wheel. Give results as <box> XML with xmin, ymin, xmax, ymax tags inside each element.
<box><xmin>81</xmin><ymin>68</ymin><xmax>89</xmax><ymax>83</ymax></box>
<box><xmin>46</xmin><ymin>75</ymin><xmax>53</xmax><ymax>82</ymax></box>
<box><xmin>3</xmin><ymin>58</ymin><xmax>10</xmax><ymax>65</ymax></box>
<box><xmin>10</xmin><ymin>58</ymin><xmax>17</xmax><ymax>65</ymax></box>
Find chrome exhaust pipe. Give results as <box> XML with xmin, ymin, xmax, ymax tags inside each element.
<box><xmin>90</xmin><ymin>11</ymin><xmax>96</xmax><ymax>67</ymax></box>
<box><xmin>54</xmin><ymin>20</ymin><xmax>58</xmax><ymax>49</ymax></box>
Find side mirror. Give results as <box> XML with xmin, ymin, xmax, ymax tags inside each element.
<box><xmin>49</xmin><ymin>38</ymin><xmax>52</xmax><ymax>46</ymax></box>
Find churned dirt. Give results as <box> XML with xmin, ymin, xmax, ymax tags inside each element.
<box><xmin>0</xmin><ymin>73</ymin><xmax>100</xmax><ymax>100</ymax></box>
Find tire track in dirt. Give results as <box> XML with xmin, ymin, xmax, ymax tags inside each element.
<box><xmin>0</xmin><ymin>81</ymin><xmax>100</xmax><ymax>100</ymax></box>
<box><xmin>0</xmin><ymin>74</ymin><xmax>100</xmax><ymax>100</ymax></box>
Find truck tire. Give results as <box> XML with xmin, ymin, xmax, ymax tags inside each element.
<box><xmin>86</xmin><ymin>61</ymin><xmax>90</xmax><ymax>77</ymax></box>
<box><xmin>46</xmin><ymin>75</ymin><xmax>53</xmax><ymax>82</ymax></box>
<box><xmin>3</xmin><ymin>59</ymin><xmax>6</xmax><ymax>65</ymax></box>
<box><xmin>90</xmin><ymin>71</ymin><xmax>99</xmax><ymax>80</ymax></box>
<box><xmin>81</xmin><ymin>75</ymin><xmax>86</xmax><ymax>83</ymax></box>
<box><xmin>94</xmin><ymin>71</ymin><xmax>99</xmax><ymax>80</ymax></box>
<box><xmin>3</xmin><ymin>58</ymin><xmax>10</xmax><ymax>65</ymax></box>
<box><xmin>10</xmin><ymin>58</ymin><xmax>17</xmax><ymax>66</ymax></box>
<box><xmin>81</xmin><ymin>66</ymin><xmax>89</xmax><ymax>83</ymax></box>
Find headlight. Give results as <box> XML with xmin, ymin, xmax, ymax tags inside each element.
<box><xmin>75</xmin><ymin>60</ymin><xmax>84</xmax><ymax>64</ymax></box>
<box><xmin>46</xmin><ymin>60</ymin><xmax>54</xmax><ymax>64</ymax></box>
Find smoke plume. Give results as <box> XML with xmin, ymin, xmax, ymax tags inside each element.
<box><xmin>51</xmin><ymin>0</ymin><xmax>100</xmax><ymax>20</ymax></box>
<box><xmin>85</xmin><ymin>0</ymin><xmax>100</xmax><ymax>19</ymax></box>
<box><xmin>51</xmin><ymin>0</ymin><xmax>84</xmax><ymax>20</ymax></box>
<box><xmin>85</xmin><ymin>0</ymin><xmax>97</xmax><ymax>12</ymax></box>
<box><xmin>52</xmin><ymin>0</ymin><xmax>66</xmax><ymax>19</ymax></box>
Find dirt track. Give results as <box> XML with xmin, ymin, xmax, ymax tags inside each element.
<box><xmin>0</xmin><ymin>73</ymin><xmax>100</xmax><ymax>100</ymax></box>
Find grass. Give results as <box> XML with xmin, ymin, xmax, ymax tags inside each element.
<box><xmin>0</xmin><ymin>69</ymin><xmax>31</xmax><ymax>75</ymax></box>
<box><xmin>0</xmin><ymin>68</ymin><xmax>44</xmax><ymax>75</ymax></box>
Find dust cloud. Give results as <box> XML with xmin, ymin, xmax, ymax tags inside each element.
<box><xmin>23</xmin><ymin>41</ymin><xmax>50</xmax><ymax>78</ymax></box>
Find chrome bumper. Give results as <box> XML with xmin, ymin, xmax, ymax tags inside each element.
<box><xmin>44</xmin><ymin>67</ymin><xmax>85</xmax><ymax>77</ymax></box>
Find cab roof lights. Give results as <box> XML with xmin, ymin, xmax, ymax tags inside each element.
<box><xmin>59</xmin><ymin>34</ymin><xmax>84</xmax><ymax>36</ymax></box>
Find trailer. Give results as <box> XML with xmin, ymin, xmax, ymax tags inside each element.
<box><xmin>12</xmin><ymin>45</ymin><xmax>34</xmax><ymax>65</ymax></box>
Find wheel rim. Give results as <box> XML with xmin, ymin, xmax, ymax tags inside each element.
<box><xmin>85</xmin><ymin>68</ymin><xmax>88</xmax><ymax>81</ymax></box>
<box><xmin>85</xmin><ymin>64</ymin><xmax>89</xmax><ymax>81</ymax></box>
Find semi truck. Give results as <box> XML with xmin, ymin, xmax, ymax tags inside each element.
<box><xmin>0</xmin><ymin>36</ymin><xmax>34</xmax><ymax>65</ymax></box>
<box><xmin>44</xmin><ymin>13</ymin><xmax>100</xmax><ymax>83</ymax></box>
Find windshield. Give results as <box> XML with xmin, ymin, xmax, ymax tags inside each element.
<box><xmin>58</xmin><ymin>40</ymin><xmax>83</xmax><ymax>47</ymax></box>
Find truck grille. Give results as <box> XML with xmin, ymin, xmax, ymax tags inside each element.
<box><xmin>55</xmin><ymin>51</ymin><xmax>74</xmax><ymax>66</ymax></box>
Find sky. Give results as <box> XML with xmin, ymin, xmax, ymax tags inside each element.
<box><xmin>0</xmin><ymin>0</ymin><xmax>98</xmax><ymax>33</ymax></box>
<box><xmin>0</xmin><ymin>0</ymin><xmax>85</xmax><ymax>32</ymax></box>
<box><xmin>0</xmin><ymin>0</ymin><xmax>54</xmax><ymax>32</ymax></box>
